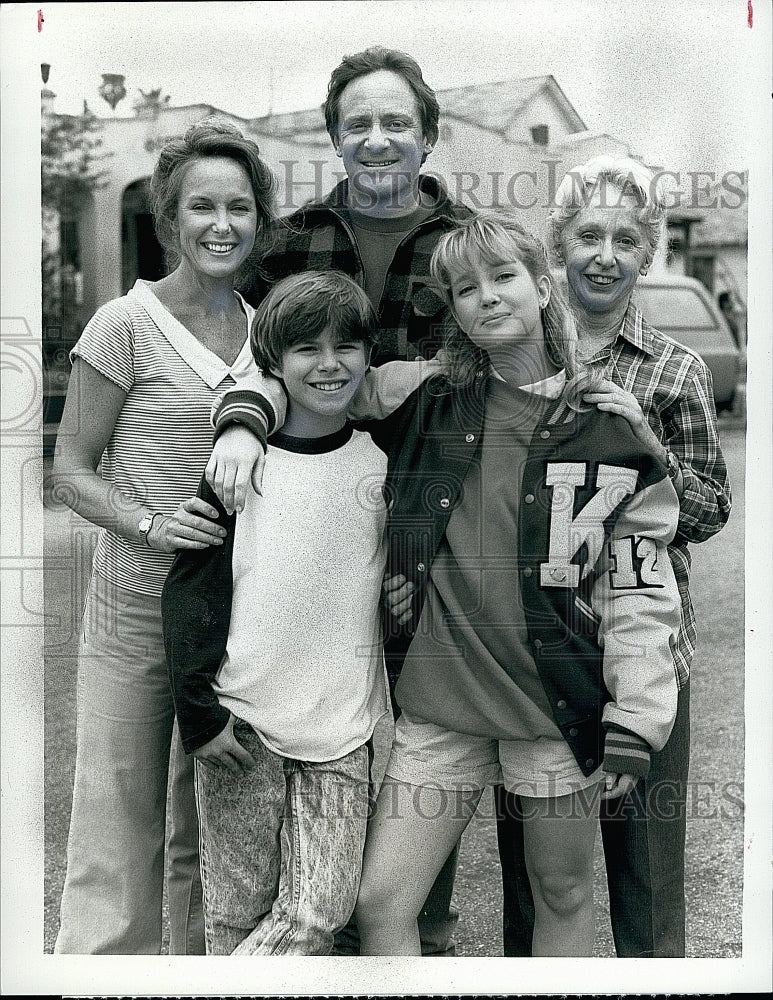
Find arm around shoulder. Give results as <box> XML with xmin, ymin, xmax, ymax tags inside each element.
<box><xmin>211</xmin><ymin>369</ymin><xmax>287</xmax><ymax>441</ymax></box>
<box><xmin>348</xmin><ymin>354</ymin><xmax>448</xmax><ymax>421</ymax></box>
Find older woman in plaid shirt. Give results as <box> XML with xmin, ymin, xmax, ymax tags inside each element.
<box><xmin>496</xmin><ymin>155</ymin><xmax>731</xmax><ymax>958</ymax></box>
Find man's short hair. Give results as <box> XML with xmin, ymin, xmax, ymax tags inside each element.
<box><xmin>323</xmin><ymin>45</ymin><xmax>440</xmax><ymax>148</ymax></box>
<box><xmin>250</xmin><ymin>271</ymin><xmax>378</xmax><ymax>375</ymax></box>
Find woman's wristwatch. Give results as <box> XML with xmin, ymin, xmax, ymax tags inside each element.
<box><xmin>138</xmin><ymin>512</ymin><xmax>160</xmax><ymax>547</ymax></box>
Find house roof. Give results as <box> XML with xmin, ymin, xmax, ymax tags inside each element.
<box><xmin>252</xmin><ymin>106</ymin><xmax>327</xmax><ymax>138</ymax></box>
<box><xmin>691</xmin><ymin>204</ymin><xmax>748</xmax><ymax>247</ymax></box>
<box><xmin>436</xmin><ymin>75</ymin><xmax>586</xmax><ymax>135</ymax></box>
<box><xmin>669</xmin><ymin>177</ymin><xmax>748</xmax><ymax>246</ymax></box>
<box><xmin>249</xmin><ymin>74</ymin><xmax>586</xmax><ymax>140</ymax></box>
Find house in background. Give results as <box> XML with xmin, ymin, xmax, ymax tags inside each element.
<box><xmin>257</xmin><ymin>74</ymin><xmax>634</xmax><ymax>232</ymax></box>
<box><xmin>657</xmin><ymin>177</ymin><xmax>748</xmax><ymax>346</ymax></box>
<box><xmin>42</xmin><ymin>70</ymin><xmax>633</xmax><ymax>336</ymax></box>
<box><xmin>438</xmin><ymin>75</ymin><xmax>588</xmax><ymax>146</ymax></box>
<box><xmin>663</xmin><ymin>179</ymin><xmax>748</xmax><ymax>299</ymax></box>
<box><xmin>41</xmin><ymin>69</ymin><xmax>747</xmax><ymax>437</ymax></box>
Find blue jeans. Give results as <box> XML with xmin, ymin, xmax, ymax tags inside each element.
<box><xmin>195</xmin><ymin>719</ymin><xmax>371</xmax><ymax>955</ymax></box>
<box><xmin>54</xmin><ymin>572</ymin><xmax>204</xmax><ymax>954</ymax></box>
<box><xmin>496</xmin><ymin>682</ymin><xmax>690</xmax><ymax>957</ymax></box>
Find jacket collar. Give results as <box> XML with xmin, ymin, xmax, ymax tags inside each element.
<box><xmin>518</xmin><ymin>370</ymin><xmax>568</xmax><ymax>399</ymax></box>
<box><xmin>304</xmin><ymin>173</ymin><xmax>461</xmax><ymax>224</ymax></box>
<box><xmin>448</xmin><ymin>367</ymin><xmax>566</xmax><ymax>426</ymax></box>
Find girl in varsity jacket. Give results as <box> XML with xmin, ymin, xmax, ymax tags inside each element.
<box><xmin>205</xmin><ymin>213</ymin><xmax>682</xmax><ymax>957</ymax></box>
<box><xmin>360</xmin><ymin>213</ymin><xmax>682</xmax><ymax>957</ymax></box>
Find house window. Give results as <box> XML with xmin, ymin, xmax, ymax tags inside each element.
<box><xmin>60</xmin><ymin>217</ymin><xmax>80</xmax><ymax>268</ymax></box>
<box><xmin>530</xmin><ymin>124</ymin><xmax>549</xmax><ymax>146</ymax></box>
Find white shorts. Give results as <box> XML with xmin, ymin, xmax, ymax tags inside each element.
<box><xmin>385</xmin><ymin>710</ymin><xmax>603</xmax><ymax>799</ymax></box>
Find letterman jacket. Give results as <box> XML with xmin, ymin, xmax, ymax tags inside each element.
<box><xmin>206</xmin><ymin>371</ymin><xmax>682</xmax><ymax>778</ymax></box>
<box><xmin>361</xmin><ymin>372</ymin><xmax>681</xmax><ymax>778</ymax></box>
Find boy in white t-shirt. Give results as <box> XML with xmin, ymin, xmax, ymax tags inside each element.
<box><xmin>162</xmin><ymin>271</ymin><xmax>391</xmax><ymax>955</ymax></box>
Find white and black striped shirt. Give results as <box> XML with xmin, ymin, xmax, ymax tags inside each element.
<box><xmin>71</xmin><ymin>279</ymin><xmax>256</xmax><ymax>596</ymax></box>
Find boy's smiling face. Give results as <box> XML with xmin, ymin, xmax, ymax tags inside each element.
<box><xmin>272</xmin><ymin>327</ymin><xmax>370</xmax><ymax>438</ymax></box>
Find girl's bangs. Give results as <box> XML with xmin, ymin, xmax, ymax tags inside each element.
<box><xmin>439</xmin><ymin>222</ymin><xmax>526</xmax><ymax>284</ymax></box>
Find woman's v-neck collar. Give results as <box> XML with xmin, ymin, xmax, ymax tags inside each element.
<box><xmin>128</xmin><ymin>279</ymin><xmax>254</xmax><ymax>387</ymax></box>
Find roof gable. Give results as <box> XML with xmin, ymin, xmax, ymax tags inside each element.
<box><xmin>437</xmin><ymin>75</ymin><xmax>586</xmax><ymax>136</ymax></box>
<box><xmin>246</xmin><ymin>74</ymin><xmax>586</xmax><ymax>141</ymax></box>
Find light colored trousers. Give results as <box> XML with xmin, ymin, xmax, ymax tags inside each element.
<box><xmin>54</xmin><ymin>572</ymin><xmax>204</xmax><ymax>954</ymax></box>
<box><xmin>195</xmin><ymin>719</ymin><xmax>370</xmax><ymax>955</ymax></box>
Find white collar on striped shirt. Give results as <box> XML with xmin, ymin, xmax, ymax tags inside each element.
<box><xmin>128</xmin><ymin>279</ymin><xmax>256</xmax><ymax>388</ymax></box>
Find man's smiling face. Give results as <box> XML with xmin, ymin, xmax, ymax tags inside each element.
<box><xmin>333</xmin><ymin>69</ymin><xmax>433</xmax><ymax>214</ymax></box>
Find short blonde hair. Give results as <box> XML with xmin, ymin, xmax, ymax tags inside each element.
<box><xmin>549</xmin><ymin>155</ymin><xmax>667</xmax><ymax>273</ymax></box>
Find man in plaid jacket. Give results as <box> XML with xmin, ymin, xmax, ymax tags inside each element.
<box><xmin>242</xmin><ymin>45</ymin><xmax>472</xmax><ymax>363</ymax></box>
<box><xmin>217</xmin><ymin>44</ymin><xmax>471</xmax><ymax>956</ymax></box>
<box><xmin>248</xmin><ymin>173</ymin><xmax>469</xmax><ymax>362</ymax></box>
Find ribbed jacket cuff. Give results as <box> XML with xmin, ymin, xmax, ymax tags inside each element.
<box><xmin>212</xmin><ymin>391</ymin><xmax>273</xmax><ymax>451</ymax></box>
<box><xmin>603</xmin><ymin>723</ymin><xmax>652</xmax><ymax>779</ymax></box>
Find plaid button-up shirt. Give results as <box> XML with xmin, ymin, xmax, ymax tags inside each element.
<box><xmin>245</xmin><ymin>175</ymin><xmax>471</xmax><ymax>361</ymax></box>
<box><xmin>582</xmin><ymin>301</ymin><xmax>732</xmax><ymax>687</ymax></box>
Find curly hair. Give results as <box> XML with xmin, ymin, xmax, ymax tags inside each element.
<box><xmin>429</xmin><ymin>211</ymin><xmax>604</xmax><ymax>409</ymax></box>
<box><xmin>149</xmin><ymin>117</ymin><xmax>276</xmax><ymax>273</ymax></box>
<box><xmin>548</xmin><ymin>155</ymin><xmax>667</xmax><ymax>274</ymax></box>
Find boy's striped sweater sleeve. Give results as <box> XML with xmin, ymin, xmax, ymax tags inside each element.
<box><xmin>603</xmin><ymin>724</ymin><xmax>653</xmax><ymax>778</ymax></box>
<box><xmin>211</xmin><ymin>370</ymin><xmax>287</xmax><ymax>450</ymax></box>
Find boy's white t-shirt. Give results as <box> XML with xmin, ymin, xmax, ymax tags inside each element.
<box><xmin>213</xmin><ymin>427</ymin><xmax>390</xmax><ymax>762</ymax></box>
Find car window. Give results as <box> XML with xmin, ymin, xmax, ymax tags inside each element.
<box><xmin>635</xmin><ymin>286</ymin><xmax>715</xmax><ymax>328</ymax></box>
<box><xmin>634</xmin><ymin>285</ymin><xmax>735</xmax><ymax>353</ymax></box>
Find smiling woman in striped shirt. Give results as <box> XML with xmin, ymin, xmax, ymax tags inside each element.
<box><xmin>496</xmin><ymin>155</ymin><xmax>732</xmax><ymax>960</ymax></box>
<box><xmin>50</xmin><ymin>119</ymin><xmax>275</xmax><ymax>955</ymax></box>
